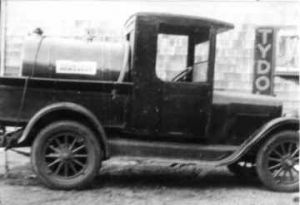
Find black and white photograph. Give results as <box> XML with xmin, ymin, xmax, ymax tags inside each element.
<box><xmin>0</xmin><ymin>0</ymin><xmax>299</xmax><ymax>204</ymax></box>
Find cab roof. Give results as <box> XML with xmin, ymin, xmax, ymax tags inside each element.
<box><xmin>125</xmin><ymin>12</ymin><xmax>234</xmax><ymax>33</ymax></box>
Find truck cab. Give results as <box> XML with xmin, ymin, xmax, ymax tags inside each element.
<box><xmin>0</xmin><ymin>12</ymin><xmax>298</xmax><ymax>192</ymax></box>
<box><xmin>124</xmin><ymin>13</ymin><xmax>223</xmax><ymax>139</ymax></box>
<box><xmin>122</xmin><ymin>13</ymin><xmax>283</xmax><ymax>146</ymax></box>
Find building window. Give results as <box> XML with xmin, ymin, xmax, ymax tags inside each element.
<box><xmin>276</xmin><ymin>28</ymin><xmax>299</xmax><ymax>72</ymax></box>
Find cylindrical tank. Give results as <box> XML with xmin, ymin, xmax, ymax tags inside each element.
<box><xmin>21</xmin><ymin>36</ymin><xmax>127</xmax><ymax>81</ymax></box>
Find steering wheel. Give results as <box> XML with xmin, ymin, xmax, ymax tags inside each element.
<box><xmin>194</xmin><ymin>60</ymin><xmax>208</xmax><ymax>66</ymax></box>
<box><xmin>171</xmin><ymin>67</ymin><xmax>193</xmax><ymax>82</ymax></box>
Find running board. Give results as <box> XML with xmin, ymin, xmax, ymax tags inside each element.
<box><xmin>108</xmin><ymin>138</ymin><xmax>238</xmax><ymax>166</ymax></box>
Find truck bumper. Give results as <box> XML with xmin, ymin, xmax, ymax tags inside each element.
<box><xmin>0</xmin><ymin>128</ymin><xmax>23</xmax><ymax>149</ymax></box>
<box><xmin>0</xmin><ymin>134</ymin><xmax>5</xmax><ymax>147</ymax></box>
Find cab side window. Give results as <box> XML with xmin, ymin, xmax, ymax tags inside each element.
<box><xmin>155</xmin><ymin>34</ymin><xmax>188</xmax><ymax>81</ymax></box>
<box><xmin>155</xmin><ymin>32</ymin><xmax>210</xmax><ymax>83</ymax></box>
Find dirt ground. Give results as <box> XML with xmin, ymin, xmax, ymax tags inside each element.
<box><xmin>0</xmin><ymin>148</ymin><xmax>298</xmax><ymax>205</ymax></box>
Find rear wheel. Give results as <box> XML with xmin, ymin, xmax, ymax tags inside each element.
<box><xmin>31</xmin><ymin>120</ymin><xmax>102</xmax><ymax>190</ymax></box>
<box><xmin>256</xmin><ymin>130</ymin><xmax>299</xmax><ymax>192</ymax></box>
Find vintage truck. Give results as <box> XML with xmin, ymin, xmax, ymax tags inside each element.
<box><xmin>0</xmin><ymin>12</ymin><xmax>299</xmax><ymax>192</ymax></box>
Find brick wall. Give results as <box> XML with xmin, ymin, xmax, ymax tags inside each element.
<box><xmin>1</xmin><ymin>1</ymin><xmax>299</xmax><ymax>115</ymax></box>
<box><xmin>215</xmin><ymin>25</ymin><xmax>299</xmax><ymax>114</ymax></box>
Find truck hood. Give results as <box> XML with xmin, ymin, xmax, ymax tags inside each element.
<box><xmin>213</xmin><ymin>90</ymin><xmax>282</xmax><ymax>107</ymax></box>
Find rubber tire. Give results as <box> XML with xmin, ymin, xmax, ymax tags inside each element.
<box><xmin>256</xmin><ymin>130</ymin><xmax>299</xmax><ymax>192</ymax></box>
<box><xmin>31</xmin><ymin>120</ymin><xmax>102</xmax><ymax>190</ymax></box>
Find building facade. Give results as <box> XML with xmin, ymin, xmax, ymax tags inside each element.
<box><xmin>0</xmin><ymin>0</ymin><xmax>299</xmax><ymax>114</ymax></box>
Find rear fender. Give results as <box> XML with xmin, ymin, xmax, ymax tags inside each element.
<box><xmin>17</xmin><ymin>102</ymin><xmax>109</xmax><ymax>158</ymax></box>
<box><xmin>218</xmin><ymin>117</ymin><xmax>299</xmax><ymax>166</ymax></box>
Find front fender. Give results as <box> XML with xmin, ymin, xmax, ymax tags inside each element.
<box><xmin>218</xmin><ymin>117</ymin><xmax>299</xmax><ymax>166</ymax></box>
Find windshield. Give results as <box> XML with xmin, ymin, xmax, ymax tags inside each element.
<box><xmin>192</xmin><ymin>40</ymin><xmax>209</xmax><ymax>82</ymax></box>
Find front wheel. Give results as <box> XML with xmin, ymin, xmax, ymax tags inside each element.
<box><xmin>31</xmin><ymin>120</ymin><xmax>102</xmax><ymax>190</ymax></box>
<box><xmin>256</xmin><ymin>130</ymin><xmax>299</xmax><ymax>192</ymax></box>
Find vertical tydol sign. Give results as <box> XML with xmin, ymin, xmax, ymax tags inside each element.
<box><xmin>252</xmin><ymin>27</ymin><xmax>275</xmax><ymax>95</ymax></box>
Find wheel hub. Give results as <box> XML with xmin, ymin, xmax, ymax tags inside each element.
<box><xmin>59</xmin><ymin>147</ymin><xmax>72</xmax><ymax>160</ymax></box>
<box><xmin>281</xmin><ymin>156</ymin><xmax>294</xmax><ymax>169</ymax></box>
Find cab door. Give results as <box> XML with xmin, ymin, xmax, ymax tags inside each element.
<box><xmin>155</xmin><ymin>31</ymin><xmax>214</xmax><ymax>138</ymax></box>
<box><xmin>161</xmin><ymin>82</ymin><xmax>211</xmax><ymax>138</ymax></box>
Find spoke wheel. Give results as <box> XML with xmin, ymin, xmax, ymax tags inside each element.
<box><xmin>44</xmin><ymin>132</ymin><xmax>88</xmax><ymax>178</ymax></box>
<box><xmin>256</xmin><ymin>131</ymin><xmax>299</xmax><ymax>192</ymax></box>
<box><xmin>31</xmin><ymin>121</ymin><xmax>102</xmax><ymax>190</ymax></box>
